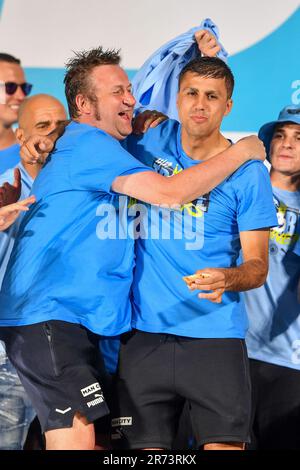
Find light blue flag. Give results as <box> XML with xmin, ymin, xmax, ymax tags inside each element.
<box><xmin>132</xmin><ymin>18</ymin><xmax>228</xmax><ymax>121</ymax></box>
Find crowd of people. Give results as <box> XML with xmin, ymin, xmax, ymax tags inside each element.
<box><xmin>0</xmin><ymin>21</ymin><xmax>299</xmax><ymax>451</ymax></box>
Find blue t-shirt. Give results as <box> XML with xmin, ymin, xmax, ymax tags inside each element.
<box><xmin>0</xmin><ymin>163</ymin><xmax>33</xmax><ymax>287</ymax></box>
<box><xmin>124</xmin><ymin>120</ymin><xmax>278</xmax><ymax>338</ymax></box>
<box><xmin>0</xmin><ymin>144</ymin><xmax>20</xmax><ymax>174</ymax></box>
<box><xmin>0</xmin><ymin>163</ymin><xmax>33</xmax><ymax>356</ymax></box>
<box><xmin>245</xmin><ymin>187</ymin><xmax>300</xmax><ymax>369</ymax></box>
<box><xmin>0</xmin><ymin>121</ymin><xmax>151</xmax><ymax>335</ymax></box>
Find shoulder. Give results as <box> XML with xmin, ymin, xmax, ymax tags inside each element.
<box><xmin>230</xmin><ymin>160</ymin><xmax>270</xmax><ymax>184</ymax></box>
<box><xmin>0</xmin><ymin>143</ymin><xmax>20</xmax><ymax>156</ymax></box>
<box><xmin>127</xmin><ymin>119</ymin><xmax>179</xmax><ymax>147</ymax></box>
<box><xmin>58</xmin><ymin>122</ymin><xmax>123</xmax><ymax>155</ymax></box>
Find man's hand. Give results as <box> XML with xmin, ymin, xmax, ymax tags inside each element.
<box><xmin>132</xmin><ymin>110</ymin><xmax>167</xmax><ymax>135</ymax></box>
<box><xmin>235</xmin><ymin>135</ymin><xmax>266</xmax><ymax>163</ymax></box>
<box><xmin>183</xmin><ymin>268</ymin><xmax>226</xmax><ymax>303</ymax></box>
<box><xmin>0</xmin><ymin>168</ymin><xmax>21</xmax><ymax>207</ymax></box>
<box><xmin>195</xmin><ymin>29</ymin><xmax>221</xmax><ymax>57</ymax></box>
<box><xmin>0</xmin><ymin>195</ymin><xmax>36</xmax><ymax>231</ymax></box>
<box><xmin>20</xmin><ymin>135</ymin><xmax>55</xmax><ymax>165</ymax></box>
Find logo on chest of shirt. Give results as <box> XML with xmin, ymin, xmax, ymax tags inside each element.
<box><xmin>153</xmin><ymin>158</ymin><xmax>174</xmax><ymax>176</ymax></box>
<box><xmin>270</xmin><ymin>196</ymin><xmax>300</xmax><ymax>251</ymax></box>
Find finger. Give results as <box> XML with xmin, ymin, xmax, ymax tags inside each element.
<box><xmin>194</xmin><ymin>29</ymin><xmax>206</xmax><ymax>41</ymax></box>
<box><xmin>24</xmin><ymin>141</ymin><xmax>40</xmax><ymax>161</ymax></box>
<box><xmin>149</xmin><ymin>116</ymin><xmax>167</xmax><ymax>129</ymax></box>
<box><xmin>196</xmin><ymin>30</ymin><xmax>210</xmax><ymax>42</ymax></box>
<box><xmin>198</xmin><ymin>291</ymin><xmax>223</xmax><ymax>303</ymax></box>
<box><xmin>18</xmin><ymin>195</ymin><xmax>36</xmax><ymax>206</ymax></box>
<box><xmin>140</xmin><ymin>117</ymin><xmax>157</xmax><ymax>132</ymax></box>
<box><xmin>189</xmin><ymin>280</ymin><xmax>225</xmax><ymax>291</ymax></box>
<box><xmin>205</xmin><ymin>45</ymin><xmax>221</xmax><ymax>57</ymax></box>
<box><xmin>194</xmin><ymin>276</ymin><xmax>224</xmax><ymax>286</ymax></box>
<box><xmin>13</xmin><ymin>168</ymin><xmax>21</xmax><ymax>188</ymax></box>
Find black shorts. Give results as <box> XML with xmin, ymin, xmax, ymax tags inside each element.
<box><xmin>1</xmin><ymin>320</ymin><xmax>110</xmax><ymax>433</ymax></box>
<box><xmin>249</xmin><ymin>359</ymin><xmax>300</xmax><ymax>450</ymax></box>
<box><xmin>112</xmin><ymin>330</ymin><xmax>251</xmax><ymax>449</ymax></box>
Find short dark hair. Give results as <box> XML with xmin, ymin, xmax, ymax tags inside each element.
<box><xmin>178</xmin><ymin>56</ymin><xmax>235</xmax><ymax>98</ymax></box>
<box><xmin>64</xmin><ymin>47</ymin><xmax>121</xmax><ymax>118</ymax></box>
<box><xmin>0</xmin><ymin>53</ymin><xmax>21</xmax><ymax>65</ymax></box>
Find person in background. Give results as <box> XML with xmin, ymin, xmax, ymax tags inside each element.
<box><xmin>244</xmin><ymin>105</ymin><xmax>300</xmax><ymax>450</ymax></box>
<box><xmin>0</xmin><ymin>94</ymin><xmax>66</xmax><ymax>450</ymax></box>
<box><xmin>0</xmin><ymin>53</ymin><xmax>32</xmax><ymax>174</ymax></box>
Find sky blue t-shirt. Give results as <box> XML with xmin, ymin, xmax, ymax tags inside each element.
<box><xmin>0</xmin><ymin>163</ymin><xmax>33</xmax><ymax>356</ymax></box>
<box><xmin>0</xmin><ymin>144</ymin><xmax>20</xmax><ymax>174</ymax></box>
<box><xmin>245</xmin><ymin>186</ymin><xmax>300</xmax><ymax>369</ymax></box>
<box><xmin>124</xmin><ymin>120</ymin><xmax>278</xmax><ymax>338</ymax></box>
<box><xmin>0</xmin><ymin>121</ymin><xmax>152</xmax><ymax>336</ymax></box>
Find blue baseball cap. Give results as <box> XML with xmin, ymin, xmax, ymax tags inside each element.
<box><xmin>258</xmin><ymin>105</ymin><xmax>300</xmax><ymax>158</ymax></box>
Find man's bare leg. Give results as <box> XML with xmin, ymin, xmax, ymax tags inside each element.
<box><xmin>204</xmin><ymin>442</ymin><xmax>245</xmax><ymax>450</ymax></box>
<box><xmin>45</xmin><ymin>412</ymin><xmax>95</xmax><ymax>450</ymax></box>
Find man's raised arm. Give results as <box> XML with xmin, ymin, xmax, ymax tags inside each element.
<box><xmin>112</xmin><ymin>136</ymin><xmax>266</xmax><ymax>205</ymax></box>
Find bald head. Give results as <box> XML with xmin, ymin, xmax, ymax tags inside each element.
<box><xmin>17</xmin><ymin>94</ymin><xmax>67</xmax><ymax>139</ymax></box>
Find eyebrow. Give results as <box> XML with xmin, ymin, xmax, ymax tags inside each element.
<box><xmin>112</xmin><ymin>84</ymin><xmax>132</xmax><ymax>90</ymax></box>
<box><xmin>182</xmin><ymin>87</ymin><xmax>219</xmax><ymax>94</ymax></box>
<box><xmin>275</xmin><ymin>127</ymin><xmax>300</xmax><ymax>134</ymax></box>
<box><xmin>35</xmin><ymin>119</ymin><xmax>66</xmax><ymax>127</ymax></box>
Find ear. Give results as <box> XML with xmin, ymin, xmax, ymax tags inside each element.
<box><xmin>75</xmin><ymin>94</ymin><xmax>92</xmax><ymax>116</ymax></box>
<box><xmin>224</xmin><ymin>98</ymin><xmax>233</xmax><ymax>116</ymax></box>
<box><xmin>15</xmin><ymin>128</ymin><xmax>25</xmax><ymax>145</ymax></box>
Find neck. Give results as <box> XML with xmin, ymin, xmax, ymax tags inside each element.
<box><xmin>270</xmin><ymin>169</ymin><xmax>300</xmax><ymax>192</ymax></box>
<box><xmin>21</xmin><ymin>161</ymin><xmax>41</xmax><ymax>180</ymax></box>
<box><xmin>181</xmin><ymin>128</ymin><xmax>230</xmax><ymax>161</ymax></box>
<box><xmin>0</xmin><ymin>123</ymin><xmax>16</xmax><ymax>150</ymax></box>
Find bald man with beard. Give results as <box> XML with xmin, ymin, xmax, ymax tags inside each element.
<box><xmin>0</xmin><ymin>94</ymin><xmax>67</xmax><ymax>450</ymax></box>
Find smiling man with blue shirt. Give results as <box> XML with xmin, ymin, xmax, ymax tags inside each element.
<box><xmin>0</xmin><ymin>48</ymin><xmax>266</xmax><ymax>451</ymax></box>
<box><xmin>0</xmin><ymin>53</ymin><xmax>33</xmax><ymax>173</ymax></box>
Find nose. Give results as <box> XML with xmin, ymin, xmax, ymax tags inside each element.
<box><xmin>194</xmin><ymin>94</ymin><xmax>205</xmax><ymax>110</ymax></box>
<box><xmin>281</xmin><ymin>135</ymin><xmax>293</xmax><ymax>149</ymax></box>
<box><xmin>123</xmin><ymin>90</ymin><xmax>136</xmax><ymax>107</ymax></box>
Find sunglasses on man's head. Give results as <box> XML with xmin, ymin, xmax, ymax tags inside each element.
<box><xmin>0</xmin><ymin>81</ymin><xmax>33</xmax><ymax>96</ymax></box>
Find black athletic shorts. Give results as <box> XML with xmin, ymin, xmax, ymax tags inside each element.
<box><xmin>249</xmin><ymin>359</ymin><xmax>300</xmax><ymax>450</ymax></box>
<box><xmin>1</xmin><ymin>320</ymin><xmax>110</xmax><ymax>433</ymax></box>
<box><xmin>112</xmin><ymin>330</ymin><xmax>252</xmax><ymax>449</ymax></box>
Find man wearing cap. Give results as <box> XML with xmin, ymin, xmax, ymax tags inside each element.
<box><xmin>244</xmin><ymin>105</ymin><xmax>300</xmax><ymax>449</ymax></box>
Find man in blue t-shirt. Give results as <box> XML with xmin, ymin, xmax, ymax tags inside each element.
<box><xmin>112</xmin><ymin>57</ymin><xmax>278</xmax><ymax>451</ymax></box>
<box><xmin>0</xmin><ymin>53</ymin><xmax>33</xmax><ymax>173</ymax></box>
<box><xmin>244</xmin><ymin>105</ymin><xmax>300</xmax><ymax>449</ymax></box>
<box><xmin>0</xmin><ymin>93</ymin><xmax>67</xmax><ymax>450</ymax></box>
<box><xmin>0</xmin><ymin>48</ymin><xmax>265</xmax><ymax>450</ymax></box>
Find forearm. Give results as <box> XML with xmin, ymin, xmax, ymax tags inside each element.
<box><xmin>165</xmin><ymin>144</ymin><xmax>246</xmax><ymax>204</ymax></box>
<box><xmin>220</xmin><ymin>258</ymin><xmax>268</xmax><ymax>292</ymax></box>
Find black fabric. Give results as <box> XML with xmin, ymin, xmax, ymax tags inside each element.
<box><xmin>112</xmin><ymin>330</ymin><xmax>251</xmax><ymax>449</ymax></box>
<box><xmin>249</xmin><ymin>359</ymin><xmax>300</xmax><ymax>450</ymax></box>
<box><xmin>1</xmin><ymin>320</ymin><xmax>110</xmax><ymax>432</ymax></box>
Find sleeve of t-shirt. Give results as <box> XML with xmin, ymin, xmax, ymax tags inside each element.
<box><xmin>233</xmin><ymin>161</ymin><xmax>278</xmax><ymax>232</ymax></box>
<box><xmin>69</xmin><ymin>128</ymin><xmax>153</xmax><ymax>194</ymax></box>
